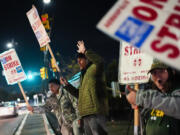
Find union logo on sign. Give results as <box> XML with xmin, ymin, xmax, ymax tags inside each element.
<box><xmin>16</xmin><ymin>66</ymin><xmax>23</xmax><ymax>73</ymax></box>
<box><xmin>1</xmin><ymin>58</ymin><xmax>7</xmax><ymax>64</ymax></box>
<box><xmin>115</xmin><ymin>16</ymin><xmax>154</xmax><ymax>48</ymax></box>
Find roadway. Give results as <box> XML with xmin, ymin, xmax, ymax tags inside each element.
<box><xmin>0</xmin><ymin>115</ymin><xmax>24</xmax><ymax>135</ymax></box>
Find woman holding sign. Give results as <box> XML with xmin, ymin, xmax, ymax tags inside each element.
<box><xmin>126</xmin><ymin>59</ymin><xmax>180</xmax><ymax>135</ymax></box>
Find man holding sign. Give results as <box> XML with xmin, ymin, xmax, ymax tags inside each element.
<box><xmin>126</xmin><ymin>59</ymin><xmax>180</xmax><ymax>135</ymax></box>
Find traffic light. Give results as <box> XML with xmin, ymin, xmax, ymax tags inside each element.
<box><xmin>40</xmin><ymin>46</ymin><xmax>46</xmax><ymax>52</ymax></box>
<box><xmin>46</xmin><ymin>68</ymin><xmax>48</xmax><ymax>79</ymax></box>
<box><xmin>51</xmin><ymin>58</ymin><xmax>57</xmax><ymax>72</ymax></box>
<box><xmin>40</xmin><ymin>67</ymin><xmax>45</xmax><ymax>79</ymax></box>
<box><xmin>41</xmin><ymin>13</ymin><xmax>50</xmax><ymax>30</ymax></box>
<box><xmin>40</xmin><ymin>67</ymin><xmax>48</xmax><ymax>79</ymax></box>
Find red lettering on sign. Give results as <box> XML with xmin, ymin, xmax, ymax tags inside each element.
<box><xmin>131</xmin><ymin>75</ymin><xmax>148</xmax><ymax>81</ymax></box>
<box><xmin>124</xmin><ymin>46</ymin><xmax>141</xmax><ymax>56</ymax></box>
<box><xmin>32</xmin><ymin>20</ymin><xmax>41</xmax><ymax>31</ymax></box>
<box><xmin>158</xmin><ymin>26</ymin><xmax>178</xmax><ymax>40</ymax></box>
<box><xmin>175</xmin><ymin>5</ymin><xmax>180</xmax><ymax>11</ymax></box>
<box><xmin>124</xmin><ymin>46</ymin><xmax>129</xmax><ymax>56</ymax></box>
<box><xmin>149</xmin><ymin>2</ymin><xmax>180</xmax><ymax>60</ymax></box>
<box><xmin>133</xmin><ymin>6</ymin><xmax>157</xmax><ymax>21</ymax></box>
<box><xmin>166</xmin><ymin>14</ymin><xmax>180</xmax><ymax>29</ymax></box>
<box><xmin>5</xmin><ymin>56</ymin><xmax>12</xmax><ymax>63</ymax></box>
<box><xmin>32</xmin><ymin>10</ymin><xmax>38</xmax><ymax>20</ymax></box>
<box><xmin>140</xmin><ymin>0</ymin><xmax>167</xmax><ymax>9</ymax></box>
<box><xmin>134</xmin><ymin>48</ymin><xmax>140</xmax><ymax>55</ymax></box>
<box><xmin>151</xmin><ymin>40</ymin><xmax>180</xmax><ymax>58</ymax></box>
<box><xmin>11</xmin><ymin>69</ymin><xmax>17</xmax><ymax>75</ymax></box>
<box><xmin>133</xmin><ymin>58</ymin><xmax>142</xmax><ymax>66</ymax></box>
<box><xmin>4</xmin><ymin>60</ymin><xmax>20</xmax><ymax>71</ymax></box>
<box><xmin>141</xmin><ymin>70</ymin><xmax>148</xmax><ymax>73</ymax></box>
<box><xmin>104</xmin><ymin>0</ymin><xmax>130</xmax><ymax>28</ymax></box>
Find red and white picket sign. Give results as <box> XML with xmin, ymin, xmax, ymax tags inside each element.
<box><xmin>119</xmin><ymin>41</ymin><xmax>153</xmax><ymax>84</ymax></box>
<box><xmin>26</xmin><ymin>5</ymin><xmax>50</xmax><ymax>47</ymax></box>
<box><xmin>97</xmin><ymin>0</ymin><xmax>180</xmax><ymax>70</ymax></box>
<box><xmin>0</xmin><ymin>49</ymin><xmax>27</xmax><ymax>85</ymax></box>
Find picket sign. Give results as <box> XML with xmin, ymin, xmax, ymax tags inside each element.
<box><xmin>27</xmin><ymin>6</ymin><xmax>61</xmax><ymax>74</ymax></box>
<box><xmin>26</xmin><ymin>5</ymin><xmax>50</xmax><ymax>48</ymax></box>
<box><xmin>97</xmin><ymin>0</ymin><xmax>180</xmax><ymax>70</ymax></box>
<box><xmin>0</xmin><ymin>49</ymin><xmax>27</xmax><ymax>85</ymax></box>
<box><xmin>118</xmin><ymin>41</ymin><xmax>153</xmax><ymax>84</ymax></box>
<box><xmin>0</xmin><ymin>49</ymin><xmax>30</xmax><ymax>107</ymax></box>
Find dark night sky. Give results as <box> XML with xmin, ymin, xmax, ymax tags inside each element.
<box><xmin>0</xmin><ymin>0</ymin><xmax>119</xmax><ymax>92</ymax></box>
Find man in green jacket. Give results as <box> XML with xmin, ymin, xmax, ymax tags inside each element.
<box><xmin>60</xmin><ymin>40</ymin><xmax>109</xmax><ymax>135</ymax></box>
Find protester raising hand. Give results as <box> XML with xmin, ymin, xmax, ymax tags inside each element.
<box><xmin>63</xmin><ymin>41</ymin><xmax>109</xmax><ymax>135</ymax></box>
<box><xmin>60</xmin><ymin>77</ymin><xmax>68</xmax><ymax>86</ymax></box>
<box><xmin>77</xmin><ymin>40</ymin><xmax>86</xmax><ymax>54</ymax></box>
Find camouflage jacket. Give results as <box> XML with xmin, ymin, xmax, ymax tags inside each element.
<box><xmin>56</xmin><ymin>88</ymin><xmax>77</xmax><ymax>127</ymax></box>
<box><xmin>43</xmin><ymin>89</ymin><xmax>77</xmax><ymax>128</ymax></box>
<box><xmin>43</xmin><ymin>94</ymin><xmax>59</xmax><ymax>113</ymax></box>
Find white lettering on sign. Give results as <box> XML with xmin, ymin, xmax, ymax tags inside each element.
<box><xmin>104</xmin><ymin>0</ymin><xmax>130</xmax><ymax>28</ymax></box>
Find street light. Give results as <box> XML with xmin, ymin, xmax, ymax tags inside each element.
<box><xmin>27</xmin><ymin>71</ymin><xmax>41</xmax><ymax>80</ymax></box>
<box><xmin>7</xmin><ymin>42</ymin><xmax>13</xmax><ymax>48</ymax></box>
<box><xmin>27</xmin><ymin>74</ymin><xmax>34</xmax><ymax>80</ymax></box>
<box><xmin>43</xmin><ymin>0</ymin><xmax>51</xmax><ymax>4</ymax></box>
<box><xmin>6</xmin><ymin>39</ymin><xmax>18</xmax><ymax>49</ymax></box>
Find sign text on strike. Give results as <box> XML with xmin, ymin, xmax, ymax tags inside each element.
<box><xmin>131</xmin><ymin>0</ymin><xmax>180</xmax><ymax>59</ymax></box>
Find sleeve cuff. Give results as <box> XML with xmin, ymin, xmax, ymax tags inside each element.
<box><xmin>136</xmin><ymin>90</ymin><xmax>143</xmax><ymax>106</ymax></box>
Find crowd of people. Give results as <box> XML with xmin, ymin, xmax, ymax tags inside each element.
<box><xmin>28</xmin><ymin>40</ymin><xmax>180</xmax><ymax>135</ymax></box>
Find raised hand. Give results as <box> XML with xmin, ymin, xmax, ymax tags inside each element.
<box><xmin>77</xmin><ymin>40</ymin><xmax>86</xmax><ymax>54</ymax></box>
<box><xmin>27</xmin><ymin>105</ymin><xmax>34</xmax><ymax>112</ymax></box>
<box><xmin>60</xmin><ymin>77</ymin><xmax>68</xmax><ymax>86</ymax></box>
